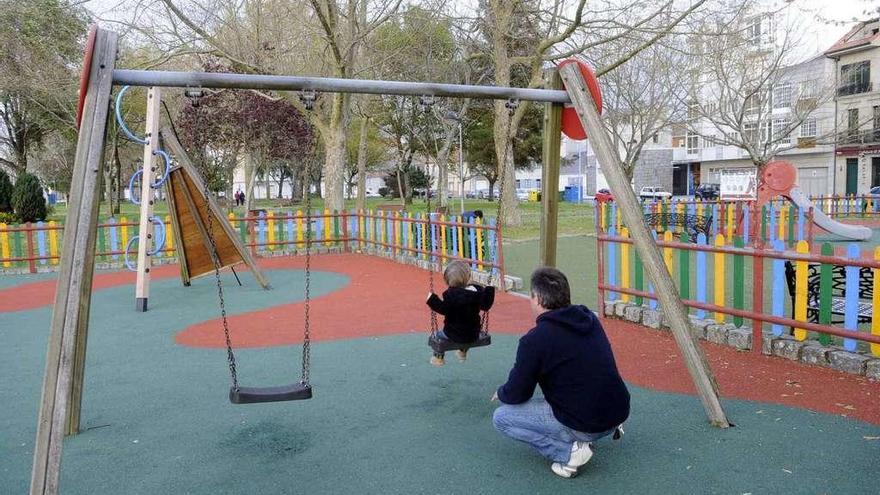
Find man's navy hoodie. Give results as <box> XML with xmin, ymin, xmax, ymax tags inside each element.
<box><xmin>497</xmin><ymin>305</ymin><xmax>630</xmax><ymax>433</ymax></box>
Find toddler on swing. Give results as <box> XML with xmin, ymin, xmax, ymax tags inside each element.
<box><xmin>426</xmin><ymin>261</ymin><xmax>495</xmax><ymax>366</ymax></box>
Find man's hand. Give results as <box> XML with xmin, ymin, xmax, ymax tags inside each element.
<box><xmin>490</xmin><ymin>391</ymin><xmax>498</xmax><ymax>402</ymax></box>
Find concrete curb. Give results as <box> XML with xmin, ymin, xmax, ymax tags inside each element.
<box><xmin>603</xmin><ymin>300</ymin><xmax>880</xmax><ymax>380</ymax></box>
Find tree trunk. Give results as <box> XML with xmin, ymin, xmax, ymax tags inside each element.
<box><xmin>488</xmin><ymin>179</ymin><xmax>497</xmax><ymax>201</ymax></box>
<box><xmin>356</xmin><ymin>117</ymin><xmax>368</xmax><ymax>211</ymax></box>
<box><xmin>322</xmin><ymin>95</ymin><xmax>348</xmax><ymax>212</ymax></box>
<box><xmin>436</xmin><ymin>136</ymin><xmax>452</xmax><ymax>209</ymax></box>
<box><xmin>291</xmin><ymin>167</ymin><xmax>303</xmax><ymax>202</ymax></box>
<box><xmin>395</xmin><ymin>169</ymin><xmax>405</xmax><ymax>206</ymax></box>
<box><xmin>403</xmin><ymin>170</ymin><xmax>413</xmax><ymax>205</ymax></box>
<box><xmin>244</xmin><ymin>153</ymin><xmax>256</xmax><ymax>213</ymax></box>
<box><xmin>494</xmin><ymin>129</ymin><xmax>521</xmax><ymax>225</ymax></box>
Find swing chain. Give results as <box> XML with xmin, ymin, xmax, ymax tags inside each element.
<box><xmin>204</xmin><ymin>173</ymin><xmax>240</xmax><ymax>390</ymax></box>
<box><xmin>423</xmin><ymin>96</ymin><xmax>439</xmax><ymax>337</ymax></box>
<box><xmin>301</xmin><ymin>144</ymin><xmax>314</xmax><ymax>385</ymax></box>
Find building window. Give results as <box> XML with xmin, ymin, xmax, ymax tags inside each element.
<box><xmin>874</xmin><ymin>106</ymin><xmax>880</xmax><ymax>142</ymax></box>
<box><xmin>652</xmin><ymin>133</ymin><xmax>659</xmax><ymax>144</ymax></box>
<box><xmin>744</xmin><ymin>93</ymin><xmax>760</xmax><ymax>114</ymax></box>
<box><xmin>772</xmin><ymin>118</ymin><xmax>790</xmax><ymax>141</ymax></box>
<box><xmin>743</xmin><ymin>122</ymin><xmax>758</xmax><ymax>144</ymax></box>
<box><xmin>847</xmin><ymin>108</ymin><xmax>860</xmax><ymax>143</ymax></box>
<box><xmin>798</xmin><ymin>80</ymin><xmax>817</xmax><ymax>100</ymax></box>
<box><xmin>799</xmin><ymin>118</ymin><xmax>817</xmax><ymax>137</ymax></box>
<box><xmin>839</xmin><ymin>61</ymin><xmax>871</xmax><ymax>96</ymax></box>
<box><xmin>687</xmin><ymin>100</ymin><xmax>699</xmax><ymax>121</ymax></box>
<box><xmin>773</xmin><ymin>83</ymin><xmax>791</xmax><ymax>109</ymax></box>
<box><xmin>686</xmin><ymin>133</ymin><xmax>699</xmax><ymax>154</ymax></box>
<box><xmin>702</xmin><ymin>135</ymin><xmax>716</xmax><ymax>148</ymax></box>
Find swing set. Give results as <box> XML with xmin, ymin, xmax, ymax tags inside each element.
<box><xmin>31</xmin><ymin>25</ymin><xmax>730</xmax><ymax>495</ymax></box>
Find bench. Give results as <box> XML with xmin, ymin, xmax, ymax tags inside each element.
<box><xmin>376</xmin><ymin>203</ymin><xmax>405</xmax><ymax>213</ymax></box>
<box><xmin>783</xmin><ymin>261</ymin><xmax>873</xmax><ymax>325</ymax></box>
<box><xmin>643</xmin><ymin>212</ymin><xmax>713</xmax><ymax>241</ymax></box>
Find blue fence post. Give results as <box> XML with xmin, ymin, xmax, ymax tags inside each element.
<box><xmin>712</xmin><ymin>203</ymin><xmax>720</xmax><ymax>235</ymax></box>
<box><xmin>796</xmin><ymin>207</ymin><xmax>805</xmax><ymax>241</ymax></box>
<box><xmin>109</xmin><ymin>217</ymin><xmax>119</xmax><ymax>260</ymax></box>
<box><xmin>742</xmin><ymin>205</ymin><xmax>750</xmax><ymax>245</ymax></box>
<box><xmin>696</xmin><ymin>233</ymin><xmax>707</xmax><ymax>319</ymax></box>
<box><xmin>771</xmin><ymin>240</ymin><xmax>785</xmax><ymax>337</ymax></box>
<box><xmin>316</xmin><ymin>210</ymin><xmax>324</xmax><ymax>245</ymax></box>
<box><xmin>489</xmin><ymin>218</ymin><xmax>498</xmax><ymax>278</ymax></box>
<box><xmin>469</xmin><ymin>217</ymin><xmax>477</xmax><ymax>270</ymax></box>
<box><xmin>257</xmin><ymin>211</ymin><xmax>266</xmax><ymax>254</ymax></box>
<box><xmin>37</xmin><ymin>221</ymin><xmax>47</xmax><ymax>265</ymax></box>
<box><xmin>844</xmin><ymin>244</ymin><xmax>860</xmax><ymax>351</ymax></box>
<box><xmin>451</xmin><ymin>216</ymin><xmax>459</xmax><ymax>258</ymax></box>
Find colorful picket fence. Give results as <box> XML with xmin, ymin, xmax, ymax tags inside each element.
<box><xmin>0</xmin><ymin>210</ymin><xmax>503</xmax><ymax>278</ymax></box>
<box><xmin>598</xmin><ymin>199</ymin><xmax>819</xmax><ymax>248</ymax></box>
<box><xmin>598</xmin><ymin>224</ymin><xmax>880</xmax><ymax>357</ymax></box>
<box><xmin>811</xmin><ymin>195</ymin><xmax>880</xmax><ymax>218</ymax></box>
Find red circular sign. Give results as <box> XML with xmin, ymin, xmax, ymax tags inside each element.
<box><xmin>76</xmin><ymin>25</ymin><xmax>98</xmax><ymax>130</ymax></box>
<box><xmin>558</xmin><ymin>58</ymin><xmax>602</xmax><ymax>140</ymax></box>
<box><xmin>762</xmin><ymin>160</ymin><xmax>797</xmax><ymax>192</ymax></box>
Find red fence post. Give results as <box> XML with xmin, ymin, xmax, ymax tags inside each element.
<box><xmin>25</xmin><ymin>222</ymin><xmax>37</xmax><ymax>274</ymax></box>
<box><xmin>751</xmin><ymin>246</ymin><xmax>764</xmax><ymax>354</ymax></box>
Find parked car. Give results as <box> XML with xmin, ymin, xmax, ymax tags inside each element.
<box><xmin>476</xmin><ymin>187</ymin><xmax>499</xmax><ymax>199</ymax></box>
<box><xmin>364</xmin><ymin>189</ymin><xmax>381</xmax><ymax>198</ymax></box>
<box><xmin>639</xmin><ymin>186</ymin><xmax>672</xmax><ymax>200</ymax></box>
<box><xmin>515</xmin><ymin>188</ymin><xmax>529</xmax><ymax>200</ymax></box>
<box><xmin>869</xmin><ymin>186</ymin><xmax>880</xmax><ymax>196</ymax></box>
<box><xmin>594</xmin><ymin>188</ymin><xmax>613</xmax><ymax>202</ymax></box>
<box><xmin>694</xmin><ymin>183</ymin><xmax>720</xmax><ymax>200</ymax></box>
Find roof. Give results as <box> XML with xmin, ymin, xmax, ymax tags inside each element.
<box><xmin>825</xmin><ymin>18</ymin><xmax>880</xmax><ymax>57</ymax></box>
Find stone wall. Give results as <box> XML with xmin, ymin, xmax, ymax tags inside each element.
<box><xmin>603</xmin><ymin>300</ymin><xmax>880</xmax><ymax>380</ymax></box>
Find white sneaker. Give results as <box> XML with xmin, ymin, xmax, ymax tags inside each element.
<box><xmin>568</xmin><ymin>441</ymin><xmax>594</xmax><ymax>467</ymax></box>
<box><xmin>551</xmin><ymin>462</ymin><xmax>578</xmax><ymax>478</ymax></box>
<box><xmin>550</xmin><ymin>442</ymin><xmax>593</xmax><ymax>479</ymax></box>
<box><xmin>456</xmin><ymin>350</ymin><xmax>468</xmax><ymax>362</ymax></box>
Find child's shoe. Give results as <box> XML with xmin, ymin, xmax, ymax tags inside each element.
<box><xmin>430</xmin><ymin>354</ymin><xmax>445</xmax><ymax>367</ymax></box>
<box><xmin>456</xmin><ymin>349</ymin><xmax>468</xmax><ymax>362</ymax></box>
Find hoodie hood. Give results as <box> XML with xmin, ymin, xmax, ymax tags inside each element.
<box><xmin>536</xmin><ymin>305</ymin><xmax>597</xmax><ymax>335</ymax></box>
<box><xmin>444</xmin><ymin>286</ymin><xmax>486</xmax><ymax>305</ymax></box>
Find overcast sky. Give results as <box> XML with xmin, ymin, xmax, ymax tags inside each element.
<box><xmin>85</xmin><ymin>0</ymin><xmax>878</xmax><ymax>56</ymax></box>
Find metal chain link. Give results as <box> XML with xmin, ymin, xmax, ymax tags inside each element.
<box><xmin>204</xmin><ymin>171</ymin><xmax>240</xmax><ymax>390</ymax></box>
<box><xmin>301</xmin><ymin>147</ymin><xmax>313</xmax><ymax>385</ymax></box>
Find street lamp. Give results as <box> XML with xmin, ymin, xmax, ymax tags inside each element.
<box><xmin>444</xmin><ymin>111</ymin><xmax>465</xmax><ymax>213</ymax></box>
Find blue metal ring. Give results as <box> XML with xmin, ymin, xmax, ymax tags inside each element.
<box><xmin>128</xmin><ymin>169</ymin><xmax>143</xmax><ymax>205</ymax></box>
<box><xmin>151</xmin><ymin>149</ymin><xmax>172</xmax><ymax>187</ymax></box>
<box><xmin>115</xmin><ymin>86</ymin><xmax>148</xmax><ymax>145</ymax></box>
<box><xmin>122</xmin><ymin>216</ymin><xmax>166</xmax><ymax>271</ymax></box>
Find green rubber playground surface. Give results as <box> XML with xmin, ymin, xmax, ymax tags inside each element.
<box><xmin>2</xmin><ymin>268</ymin><xmax>879</xmax><ymax>494</ymax></box>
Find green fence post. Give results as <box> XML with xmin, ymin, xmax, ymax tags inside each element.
<box><xmin>819</xmin><ymin>242</ymin><xmax>833</xmax><ymax>345</ymax></box>
<box><xmin>733</xmin><ymin>236</ymin><xmax>744</xmax><ymax>327</ymax></box>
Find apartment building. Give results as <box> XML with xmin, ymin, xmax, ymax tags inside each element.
<box><xmin>673</xmin><ymin>50</ymin><xmax>837</xmax><ymax>198</ymax></box>
<box><xmin>825</xmin><ymin>18</ymin><xmax>880</xmax><ymax>195</ymax></box>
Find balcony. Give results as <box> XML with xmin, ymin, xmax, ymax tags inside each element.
<box><xmin>837</xmin><ymin>81</ymin><xmax>873</xmax><ymax>97</ymax></box>
<box><xmin>839</xmin><ymin>128</ymin><xmax>880</xmax><ymax>146</ymax></box>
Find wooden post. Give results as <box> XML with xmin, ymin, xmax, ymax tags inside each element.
<box><xmin>26</xmin><ymin>222</ymin><xmax>37</xmax><ymax>274</ymax></box>
<box><xmin>559</xmin><ymin>62</ymin><xmax>730</xmax><ymax>428</ymax></box>
<box><xmin>31</xmin><ymin>27</ymin><xmax>118</xmax><ymax>495</ymax></box>
<box><xmin>135</xmin><ymin>87</ymin><xmax>161</xmax><ymax>312</ymax></box>
<box><xmin>540</xmin><ymin>69</ymin><xmax>564</xmax><ymax>267</ymax></box>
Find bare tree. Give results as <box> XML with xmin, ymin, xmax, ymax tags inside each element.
<box><xmin>598</xmin><ymin>40</ymin><xmax>688</xmax><ymax>179</ymax></box>
<box><xmin>685</xmin><ymin>6</ymin><xmax>833</xmax><ymax>170</ymax></box>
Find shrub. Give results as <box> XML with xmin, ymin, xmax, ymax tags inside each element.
<box><xmin>11</xmin><ymin>173</ymin><xmax>47</xmax><ymax>223</ymax></box>
<box><xmin>0</xmin><ymin>169</ymin><xmax>12</xmax><ymax>213</ymax></box>
<box><xmin>378</xmin><ymin>187</ymin><xmax>390</xmax><ymax>198</ymax></box>
<box><xmin>0</xmin><ymin>212</ymin><xmax>15</xmax><ymax>224</ymax></box>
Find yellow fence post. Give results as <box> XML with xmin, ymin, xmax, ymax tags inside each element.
<box><xmin>714</xmin><ymin>234</ymin><xmax>726</xmax><ymax>323</ymax></box>
<box><xmin>794</xmin><ymin>240</ymin><xmax>809</xmax><ymax>341</ymax></box>
<box><xmin>621</xmin><ymin>228</ymin><xmax>630</xmax><ymax>302</ymax></box>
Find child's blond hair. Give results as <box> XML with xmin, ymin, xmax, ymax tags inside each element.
<box><xmin>444</xmin><ymin>261</ymin><xmax>471</xmax><ymax>288</ymax></box>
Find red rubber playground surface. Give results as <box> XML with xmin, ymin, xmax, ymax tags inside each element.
<box><xmin>3</xmin><ymin>253</ymin><xmax>879</xmax><ymax>425</ymax></box>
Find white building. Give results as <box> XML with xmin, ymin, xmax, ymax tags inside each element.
<box><xmin>824</xmin><ymin>18</ymin><xmax>880</xmax><ymax>195</ymax></box>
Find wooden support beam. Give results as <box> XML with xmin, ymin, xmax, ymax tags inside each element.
<box><xmin>31</xmin><ymin>28</ymin><xmax>118</xmax><ymax>495</ymax></box>
<box><xmin>161</xmin><ymin>128</ymin><xmax>271</xmax><ymax>290</ymax></box>
<box><xmin>163</xmin><ymin>163</ymin><xmax>191</xmax><ymax>286</ymax></box>
<box><xmin>559</xmin><ymin>62</ymin><xmax>730</xmax><ymax>428</ymax></box>
<box><xmin>135</xmin><ymin>87</ymin><xmax>161</xmax><ymax>311</ymax></box>
<box><xmin>540</xmin><ymin>69</ymin><xmax>563</xmax><ymax>267</ymax></box>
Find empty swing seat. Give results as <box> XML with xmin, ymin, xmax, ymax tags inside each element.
<box><xmin>229</xmin><ymin>382</ymin><xmax>313</xmax><ymax>404</ymax></box>
<box><xmin>429</xmin><ymin>332</ymin><xmax>491</xmax><ymax>354</ymax></box>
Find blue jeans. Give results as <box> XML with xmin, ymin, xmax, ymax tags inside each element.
<box><xmin>493</xmin><ymin>398</ymin><xmax>617</xmax><ymax>463</ymax></box>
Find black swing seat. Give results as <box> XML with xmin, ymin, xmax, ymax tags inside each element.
<box><xmin>229</xmin><ymin>382</ymin><xmax>312</xmax><ymax>404</ymax></box>
<box><xmin>429</xmin><ymin>332</ymin><xmax>491</xmax><ymax>354</ymax></box>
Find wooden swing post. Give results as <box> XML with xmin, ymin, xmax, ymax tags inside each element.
<box><xmin>559</xmin><ymin>62</ymin><xmax>730</xmax><ymax>428</ymax></box>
